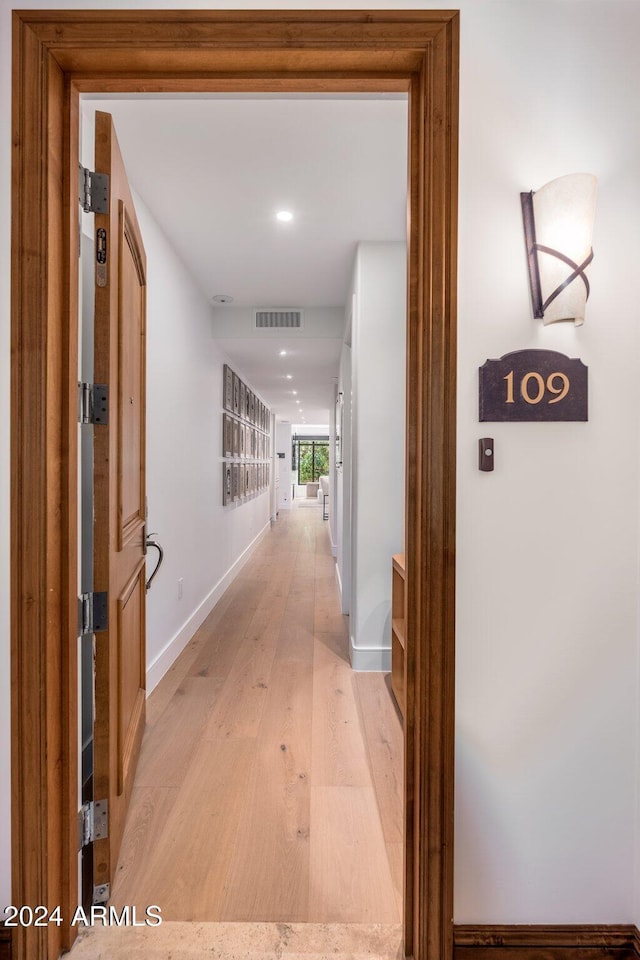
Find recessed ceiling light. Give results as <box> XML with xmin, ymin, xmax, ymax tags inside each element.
<box><xmin>285</xmin><ymin>374</ymin><xmax>292</xmax><ymax>380</ymax></box>
<box><xmin>279</xmin><ymin>350</ymin><xmax>287</xmax><ymax>356</ymax></box>
<box><xmin>295</xmin><ymin>400</ymin><xmax>300</xmax><ymax>404</ymax></box>
<box><xmin>276</xmin><ymin>210</ymin><xmax>293</xmax><ymax>222</ymax></box>
<box><xmin>212</xmin><ymin>294</ymin><xmax>234</xmax><ymax>304</ymax></box>
<box><xmin>292</xmin><ymin>390</ymin><xmax>298</xmax><ymax>395</ymax></box>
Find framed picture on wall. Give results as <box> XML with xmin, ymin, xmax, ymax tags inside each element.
<box><xmin>223</xmin><ymin>463</ymin><xmax>232</xmax><ymax>506</ymax></box>
<box><xmin>232</xmin><ymin>418</ymin><xmax>240</xmax><ymax>458</ymax></box>
<box><xmin>233</xmin><ymin>373</ymin><xmax>240</xmax><ymax>415</ymax></box>
<box><xmin>222</xmin><ymin>413</ymin><xmax>233</xmax><ymax>458</ymax></box>
<box><xmin>223</xmin><ymin>364</ymin><xmax>233</xmax><ymax>412</ymax></box>
<box><xmin>231</xmin><ymin>463</ymin><xmax>240</xmax><ymax>501</ymax></box>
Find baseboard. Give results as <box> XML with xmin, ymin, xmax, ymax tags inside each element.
<box><xmin>0</xmin><ymin>921</ymin><xmax>12</xmax><ymax>960</ymax></box>
<box><xmin>454</xmin><ymin>925</ymin><xmax>639</xmax><ymax>960</ymax></box>
<box><xmin>146</xmin><ymin>520</ymin><xmax>270</xmax><ymax>693</ymax></box>
<box><xmin>329</xmin><ymin>526</ymin><xmax>337</xmax><ymax>558</ymax></box>
<box><xmin>349</xmin><ymin>636</ymin><xmax>391</xmax><ymax>671</ymax></box>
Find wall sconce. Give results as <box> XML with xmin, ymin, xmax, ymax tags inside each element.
<box><xmin>521</xmin><ymin>173</ymin><xmax>597</xmax><ymax>326</ymax></box>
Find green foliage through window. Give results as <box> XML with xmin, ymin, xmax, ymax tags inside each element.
<box><xmin>294</xmin><ymin>439</ymin><xmax>329</xmax><ymax>484</ymax></box>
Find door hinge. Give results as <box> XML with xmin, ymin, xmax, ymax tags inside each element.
<box><xmin>79</xmin><ymin>164</ymin><xmax>109</xmax><ymax>214</ymax></box>
<box><xmin>93</xmin><ymin>883</ymin><xmax>110</xmax><ymax>906</ymax></box>
<box><xmin>78</xmin><ymin>799</ymin><xmax>109</xmax><ymax>850</ymax></box>
<box><xmin>78</xmin><ymin>382</ymin><xmax>109</xmax><ymax>425</ymax></box>
<box><xmin>78</xmin><ymin>591</ymin><xmax>108</xmax><ymax>636</ymax></box>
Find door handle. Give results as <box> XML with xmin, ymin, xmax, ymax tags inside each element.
<box><xmin>145</xmin><ymin>533</ymin><xmax>164</xmax><ymax>591</ymax></box>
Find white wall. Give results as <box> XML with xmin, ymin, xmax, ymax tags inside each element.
<box><xmin>336</xmin><ymin>341</ymin><xmax>352</xmax><ymax>614</ymax></box>
<box><xmin>454</xmin><ymin>1</ymin><xmax>640</xmax><ymax>923</ymax></box>
<box><xmin>134</xmin><ymin>191</ymin><xmax>271</xmax><ymax>691</ymax></box>
<box><xmin>2</xmin><ymin>0</ymin><xmax>640</xmax><ymax>930</ymax></box>
<box><xmin>275</xmin><ymin>420</ymin><xmax>292</xmax><ymax>510</ymax></box>
<box><xmin>291</xmin><ymin>424</ymin><xmax>328</xmax><ymax>437</ymax></box>
<box><xmin>349</xmin><ymin>243</ymin><xmax>406</xmax><ymax>671</ymax></box>
<box><xmin>329</xmin><ymin>385</ymin><xmax>338</xmax><ymax>556</ymax></box>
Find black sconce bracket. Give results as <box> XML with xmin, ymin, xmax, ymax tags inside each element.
<box><xmin>521</xmin><ymin>190</ymin><xmax>544</xmax><ymax>319</ymax></box>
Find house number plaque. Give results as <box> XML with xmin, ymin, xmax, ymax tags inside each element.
<box><xmin>479</xmin><ymin>349</ymin><xmax>588</xmax><ymax>422</ymax></box>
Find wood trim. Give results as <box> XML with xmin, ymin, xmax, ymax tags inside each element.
<box><xmin>405</xmin><ymin>17</ymin><xmax>459</xmax><ymax>957</ymax></box>
<box><xmin>11</xmin><ymin>11</ymin><xmax>459</xmax><ymax>960</ymax></box>
<box><xmin>454</xmin><ymin>926</ymin><xmax>640</xmax><ymax>960</ymax></box>
<box><xmin>633</xmin><ymin>927</ymin><xmax>640</xmax><ymax>959</ymax></box>
<box><xmin>11</xmin><ymin>14</ymin><xmax>77</xmax><ymax>960</ymax></box>
<box><xmin>0</xmin><ymin>923</ymin><xmax>13</xmax><ymax>960</ymax></box>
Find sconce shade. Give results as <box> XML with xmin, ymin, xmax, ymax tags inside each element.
<box><xmin>521</xmin><ymin>173</ymin><xmax>597</xmax><ymax>326</ymax></box>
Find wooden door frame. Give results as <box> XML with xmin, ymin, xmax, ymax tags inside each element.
<box><xmin>10</xmin><ymin>10</ymin><xmax>458</xmax><ymax>960</ymax></box>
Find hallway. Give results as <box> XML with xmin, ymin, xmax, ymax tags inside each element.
<box><xmin>109</xmin><ymin>503</ymin><xmax>403</xmax><ymax>924</ymax></box>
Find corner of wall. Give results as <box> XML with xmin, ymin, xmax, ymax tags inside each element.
<box><xmin>349</xmin><ymin>634</ymin><xmax>392</xmax><ymax>672</ymax></box>
<box><xmin>349</xmin><ymin>242</ymin><xmax>406</xmax><ymax>660</ymax></box>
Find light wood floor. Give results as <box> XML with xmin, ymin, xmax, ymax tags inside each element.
<box><xmin>110</xmin><ymin>503</ymin><xmax>403</xmax><ymax>923</ymax></box>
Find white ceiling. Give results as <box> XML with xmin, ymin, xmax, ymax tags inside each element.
<box><xmin>83</xmin><ymin>94</ymin><xmax>408</xmax><ymax>424</ymax></box>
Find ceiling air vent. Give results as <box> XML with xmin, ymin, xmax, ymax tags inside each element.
<box><xmin>255</xmin><ymin>309</ymin><xmax>303</xmax><ymax>329</ymax></box>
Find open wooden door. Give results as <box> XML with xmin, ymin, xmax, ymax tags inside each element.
<box><xmin>93</xmin><ymin>110</ymin><xmax>147</xmax><ymax>898</ymax></box>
